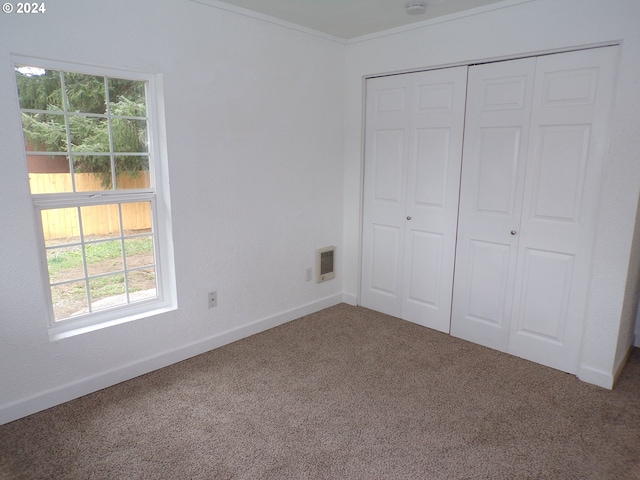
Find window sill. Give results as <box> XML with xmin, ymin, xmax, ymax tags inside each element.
<box><xmin>48</xmin><ymin>302</ymin><xmax>177</xmax><ymax>341</ymax></box>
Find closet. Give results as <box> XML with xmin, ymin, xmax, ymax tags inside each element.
<box><xmin>361</xmin><ymin>46</ymin><xmax>618</xmax><ymax>373</ymax></box>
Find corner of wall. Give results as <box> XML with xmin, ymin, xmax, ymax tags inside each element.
<box><xmin>578</xmin><ymin>338</ymin><xmax>635</xmax><ymax>390</ymax></box>
<box><xmin>342</xmin><ymin>293</ymin><xmax>358</xmax><ymax>306</ymax></box>
<box><xmin>577</xmin><ymin>364</ymin><xmax>614</xmax><ymax>390</ymax></box>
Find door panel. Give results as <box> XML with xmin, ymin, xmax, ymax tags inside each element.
<box><xmin>416</xmin><ymin>81</ymin><xmax>455</xmax><ymax>111</ymax></box>
<box><xmin>375</xmin><ymin>86</ymin><xmax>407</xmax><ymax>114</ymax></box>
<box><xmin>406</xmin><ymin>231</ymin><xmax>443</xmax><ymax>307</ymax></box>
<box><xmin>450</xmin><ymin>57</ymin><xmax>536</xmax><ymax>350</ymax></box>
<box><xmin>530</xmin><ymin>125</ymin><xmax>590</xmax><ymax>222</ymax></box>
<box><xmin>482</xmin><ymin>75</ymin><xmax>529</xmax><ymax>110</ymax></box>
<box><xmin>516</xmin><ymin>248</ymin><xmax>574</xmax><ymax>342</ymax></box>
<box><xmin>541</xmin><ymin>68</ymin><xmax>598</xmax><ymax>107</ymax></box>
<box><xmin>370</xmin><ymin>224</ymin><xmax>401</xmax><ymax>296</ymax></box>
<box><xmin>465</xmin><ymin>239</ymin><xmax>512</xmax><ymax>329</ymax></box>
<box><xmin>475</xmin><ymin>127</ymin><xmax>522</xmax><ymax>215</ymax></box>
<box><xmin>402</xmin><ymin>67</ymin><xmax>468</xmax><ymax>332</ymax></box>
<box><xmin>412</xmin><ymin>128</ymin><xmax>450</xmax><ymax>207</ymax></box>
<box><xmin>362</xmin><ymin>67</ymin><xmax>467</xmax><ymax>332</ymax></box>
<box><xmin>361</xmin><ymin>75</ymin><xmax>410</xmax><ymax>318</ymax></box>
<box><xmin>508</xmin><ymin>47</ymin><xmax>618</xmax><ymax>373</ymax></box>
<box><xmin>373</xmin><ymin>129</ymin><xmax>405</xmax><ymax>203</ymax></box>
<box><xmin>452</xmin><ymin>47</ymin><xmax>616</xmax><ymax>372</ymax></box>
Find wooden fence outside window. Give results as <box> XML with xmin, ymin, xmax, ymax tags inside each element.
<box><xmin>30</xmin><ymin>173</ymin><xmax>152</xmax><ymax>240</ymax></box>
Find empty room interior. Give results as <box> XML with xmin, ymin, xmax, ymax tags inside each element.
<box><xmin>1</xmin><ymin>0</ymin><xmax>640</xmax><ymax>477</ymax></box>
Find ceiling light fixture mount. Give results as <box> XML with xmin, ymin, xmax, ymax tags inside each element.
<box><xmin>405</xmin><ymin>1</ymin><xmax>427</xmax><ymax>15</ymax></box>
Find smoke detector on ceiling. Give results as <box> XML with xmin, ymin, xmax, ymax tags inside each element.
<box><xmin>405</xmin><ymin>1</ymin><xmax>427</xmax><ymax>15</ymax></box>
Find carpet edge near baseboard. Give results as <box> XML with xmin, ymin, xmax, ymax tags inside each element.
<box><xmin>0</xmin><ymin>293</ymin><xmax>345</xmax><ymax>426</ymax></box>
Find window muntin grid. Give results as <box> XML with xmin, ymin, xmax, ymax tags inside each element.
<box><xmin>16</xmin><ymin>65</ymin><xmax>150</xmax><ymax>193</ymax></box>
<box><xmin>15</xmin><ymin>60</ymin><xmax>170</xmax><ymax>330</ymax></box>
<box><xmin>41</xmin><ymin>202</ymin><xmax>157</xmax><ymax>322</ymax></box>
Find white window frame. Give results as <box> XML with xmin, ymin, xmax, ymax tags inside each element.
<box><xmin>13</xmin><ymin>56</ymin><xmax>177</xmax><ymax>339</ymax></box>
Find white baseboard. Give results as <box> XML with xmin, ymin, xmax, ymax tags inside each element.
<box><xmin>0</xmin><ymin>294</ymin><xmax>344</xmax><ymax>426</ymax></box>
<box><xmin>578</xmin><ymin>340</ymin><xmax>635</xmax><ymax>390</ymax></box>
<box><xmin>578</xmin><ymin>364</ymin><xmax>614</xmax><ymax>389</ymax></box>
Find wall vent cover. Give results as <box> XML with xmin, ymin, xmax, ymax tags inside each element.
<box><xmin>316</xmin><ymin>246</ymin><xmax>335</xmax><ymax>283</ymax></box>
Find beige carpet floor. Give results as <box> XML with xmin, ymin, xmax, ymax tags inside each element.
<box><xmin>1</xmin><ymin>304</ymin><xmax>639</xmax><ymax>479</ymax></box>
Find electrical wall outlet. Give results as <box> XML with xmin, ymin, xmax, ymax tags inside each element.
<box><xmin>208</xmin><ymin>291</ymin><xmax>217</xmax><ymax>308</ymax></box>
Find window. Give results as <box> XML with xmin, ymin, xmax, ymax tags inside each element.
<box><xmin>14</xmin><ymin>58</ymin><xmax>175</xmax><ymax>337</ymax></box>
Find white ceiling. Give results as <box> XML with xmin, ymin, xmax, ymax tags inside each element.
<box><xmin>211</xmin><ymin>0</ymin><xmax>508</xmax><ymax>39</ymax></box>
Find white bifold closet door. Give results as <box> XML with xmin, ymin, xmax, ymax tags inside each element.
<box><xmin>361</xmin><ymin>67</ymin><xmax>467</xmax><ymax>332</ymax></box>
<box><xmin>451</xmin><ymin>47</ymin><xmax>618</xmax><ymax>373</ymax></box>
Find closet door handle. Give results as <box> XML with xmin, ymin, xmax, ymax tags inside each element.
<box><xmin>510</xmin><ymin>230</ymin><xmax>517</xmax><ymax>235</ymax></box>
<box><xmin>406</xmin><ymin>216</ymin><xmax>412</xmax><ymax>220</ymax></box>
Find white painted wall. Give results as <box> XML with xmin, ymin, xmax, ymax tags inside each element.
<box><xmin>342</xmin><ymin>0</ymin><xmax>640</xmax><ymax>387</ymax></box>
<box><xmin>0</xmin><ymin>0</ymin><xmax>345</xmax><ymax>424</ymax></box>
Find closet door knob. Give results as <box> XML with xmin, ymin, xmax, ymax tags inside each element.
<box><xmin>407</xmin><ymin>216</ymin><xmax>412</xmax><ymax>220</ymax></box>
<box><xmin>510</xmin><ymin>230</ymin><xmax>517</xmax><ymax>235</ymax></box>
